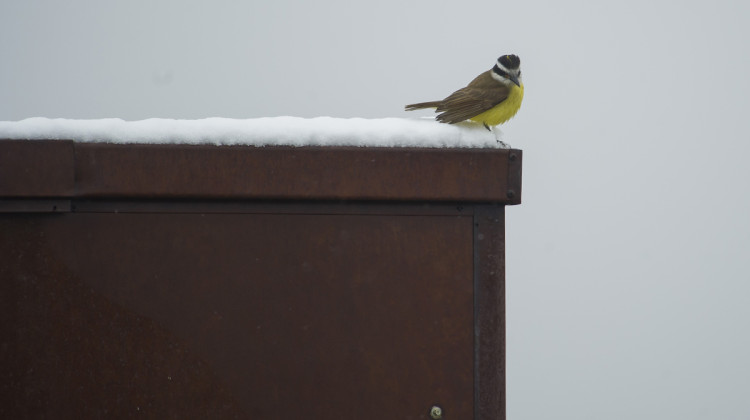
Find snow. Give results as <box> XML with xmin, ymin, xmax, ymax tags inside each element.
<box><xmin>0</xmin><ymin>117</ymin><xmax>507</xmax><ymax>148</ymax></box>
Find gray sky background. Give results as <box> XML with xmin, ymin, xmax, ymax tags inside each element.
<box><xmin>3</xmin><ymin>1</ymin><xmax>750</xmax><ymax>418</ymax></box>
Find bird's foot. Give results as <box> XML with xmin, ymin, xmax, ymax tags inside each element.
<box><xmin>490</xmin><ymin>127</ymin><xmax>510</xmax><ymax>148</ymax></box>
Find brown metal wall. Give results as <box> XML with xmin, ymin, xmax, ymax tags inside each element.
<box><xmin>0</xmin><ymin>141</ymin><xmax>518</xmax><ymax>419</ymax></box>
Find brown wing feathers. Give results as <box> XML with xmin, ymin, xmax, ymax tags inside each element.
<box><xmin>404</xmin><ymin>101</ymin><xmax>443</xmax><ymax>111</ymax></box>
<box><xmin>404</xmin><ymin>70</ymin><xmax>509</xmax><ymax>124</ymax></box>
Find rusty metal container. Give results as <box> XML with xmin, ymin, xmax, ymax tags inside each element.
<box><xmin>0</xmin><ymin>140</ymin><xmax>522</xmax><ymax>419</ymax></box>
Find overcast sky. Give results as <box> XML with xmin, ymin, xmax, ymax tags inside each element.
<box><xmin>3</xmin><ymin>1</ymin><xmax>750</xmax><ymax>418</ymax></box>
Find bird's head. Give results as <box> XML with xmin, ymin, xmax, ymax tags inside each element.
<box><xmin>492</xmin><ymin>54</ymin><xmax>522</xmax><ymax>87</ymax></box>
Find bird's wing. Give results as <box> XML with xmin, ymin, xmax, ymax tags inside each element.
<box><xmin>434</xmin><ymin>70</ymin><xmax>510</xmax><ymax>124</ymax></box>
<box><xmin>434</xmin><ymin>85</ymin><xmax>509</xmax><ymax>124</ymax></box>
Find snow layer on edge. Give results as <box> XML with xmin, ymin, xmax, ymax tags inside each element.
<box><xmin>0</xmin><ymin>117</ymin><xmax>505</xmax><ymax>148</ymax></box>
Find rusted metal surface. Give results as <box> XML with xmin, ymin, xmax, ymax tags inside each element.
<box><xmin>1</xmin><ymin>205</ymin><xmax>475</xmax><ymax>419</ymax></box>
<box><xmin>1</xmin><ymin>214</ymin><xmax>245</xmax><ymax>418</ymax></box>
<box><xmin>73</xmin><ymin>144</ymin><xmax>521</xmax><ymax>203</ymax></box>
<box><xmin>1</xmin><ymin>140</ymin><xmax>520</xmax><ymax>419</ymax></box>
<box><xmin>506</xmin><ymin>150</ymin><xmax>523</xmax><ymax>202</ymax></box>
<box><xmin>474</xmin><ymin>205</ymin><xmax>507</xmax><ymax>420</ymax></box>
<box><xmin>0</xmin><ymin>140</ymin><xmax>522</xmax><ymax>204</ymax></box>
<box><xmin>0</xmin><ymin>140</ymin><xmax>75</xmax><ymax>197</ymax></box>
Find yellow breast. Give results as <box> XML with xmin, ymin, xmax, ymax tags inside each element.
<box><xmin>470</xmin><ymin>83</ymin><xmax>524</xmax><ymax>126</ymax></box>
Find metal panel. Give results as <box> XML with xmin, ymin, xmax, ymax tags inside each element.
<box><xmin>72</xmin><ymin>144</ymin><xmax>521</xmax><ymax>203</ymax></box>
<box><xmin>0</xmin><ymin>140</ymin><xmax>75</xmax><ymax>197</ymax></box>
<box><xmin>1</xmin><ymin>205</ymin><xmax>476</xmax><ymax>419</ymax></box>
<box><xmin>506</xmin><ymin>150</ymin><xmax>522</xmax><ymax>203</ymax></box>
<box><xmin>0</xmin><ymin>141</ymin><xmax>519</xmax><ymax>419</ymax></box>
<box><xmin>0</xmin><ymin>140</ymin><xmax>522</xmax><ymax>204</ymax></box>
<box><xmin>474</xmin><ymin>205</ymin><xmax>506</xmax><ymax>420</ymax></box>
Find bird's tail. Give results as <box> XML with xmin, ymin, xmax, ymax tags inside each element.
<box><xmin>404</xmin><ymin>101</ymin><xmax>442</xmax><ymax>111</ymax></box>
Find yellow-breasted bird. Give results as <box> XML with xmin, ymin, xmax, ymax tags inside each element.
<box><xmin>405</xmin><ymin>54</ymin><xmax>524</xmax><ymax>134</ymax></box>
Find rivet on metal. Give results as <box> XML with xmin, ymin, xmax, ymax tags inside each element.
<box><xmin>430</xmin><ymin>405</ymin><xmax>443</xmax><ymax>419</ymax></box>
<box><xmin>509</xmin><ymin>153</ymin><xmax>517</xmax><ymax>162</ymax></box>
<box><xmin>506</xmin><ymin>189</ymin><xmax>516</xmax><ymax>199</ymax></box>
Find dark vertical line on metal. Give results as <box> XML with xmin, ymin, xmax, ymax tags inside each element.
<box><xmin>72</xmin><ymin>141</ymin><xmax>79</xmax><ymax>200</ymax></box>
<box><xmin>473</xmin><ymin>208</ymin><xmax>480</xmax><ymax>420</ymax></box>
<box><xmin>473</xmin><ymin>204</ymin><xmax>506</xmax><ymax>420</ymax></box>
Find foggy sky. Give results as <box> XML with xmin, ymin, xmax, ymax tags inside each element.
<box><xmin>2</xmin><ymin>1</ymin><xmax>750</xmax><ymax>418</ymax></box>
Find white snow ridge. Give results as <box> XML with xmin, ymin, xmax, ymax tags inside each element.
<box><xmin>0</xmin><ymin>117</ymin><xmax>508</xmax><ymax>148</ymax></box>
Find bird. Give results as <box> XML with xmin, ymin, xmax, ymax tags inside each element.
<box><xmin>405</xmin><ymin>54</ymin><xmax>524</xmax><ymax>140</ymax></box>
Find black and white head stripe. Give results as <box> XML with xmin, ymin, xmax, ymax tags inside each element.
<box><xmin>493</xmin><ymin>54</ymin><xmax>520</xmax><ymax>76</ymax></box>
<box><xmin>492</xmin><ymin>54</ymin><xmax>521</xmax><ymax>86</ymax></box>
<box><xmin>498</xmin><ymin>54</ymin><xmax>520</xmax><ymax>70</ymax></box>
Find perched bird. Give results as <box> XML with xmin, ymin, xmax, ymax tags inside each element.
<box><xmin>405</xmin><ymin>54</ymin><xmax>524</xmax><ymax>137</ymax></box>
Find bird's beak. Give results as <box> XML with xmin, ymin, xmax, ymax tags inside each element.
<box><xmin>509</xmin><ymin>74</ymin><xmax>520</xmax><ymax>87</ymax></box>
